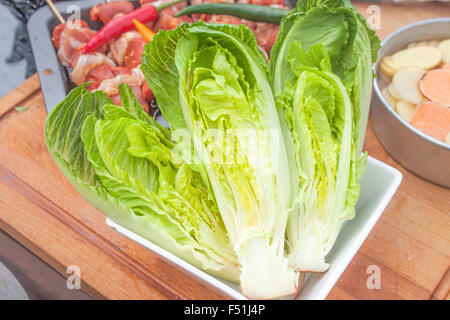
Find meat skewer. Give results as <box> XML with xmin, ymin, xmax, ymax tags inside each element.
<box><xmin>45</xmin><ymin>0</ymin><xmax>65</xmax><ymax>24</ymax></box>
<box><xmin>90</xmin><ymin>1</ymin><xmax>135</xmax><ymax>24</ymax></box>
<box><xmin>49</xmin><ymin>0</ymin><xmax>285</xmax><ymax>115</ymax></box>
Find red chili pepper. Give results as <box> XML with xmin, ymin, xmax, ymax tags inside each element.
<box><xmin>82</xmin><ymin>0</ymin><xmax>184</xmax><ymax>54</ymax></box>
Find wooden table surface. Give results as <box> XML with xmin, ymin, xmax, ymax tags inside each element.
<box><xmin>0</xmin><ymin>1</ymin><xmax>449</xmax><ymax>300</ymax></box>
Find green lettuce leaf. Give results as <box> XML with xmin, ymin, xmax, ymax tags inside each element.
<box><xmin>269</xmin><ymin>0</ymin><xmax>379</xmax><ymax>272</ymax></box>
<box><xmin>143</xmin><ymin>22</ymin><xmax>299</xmax><ymax>299</ymax></box>
<box><xmin>45</xmin><ymin>84</ymin><xmax>240</xmax><ymax>283</ymax></box>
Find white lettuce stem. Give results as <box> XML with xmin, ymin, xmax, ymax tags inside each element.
<box><xmin>239</xmin><ymin>236</ymin><xmax>299</xmax><ymax>299</ymax></box>
<box><xmin>287</xmin><ymin>189</ymin><xmax>347</xmax><ymax>272</ymax></box>
<box><xmin>287</xmin><ymin>195</ymin><xmax>330</xmax><ymax>272</ymax></box>
<box><xmin>288</xmin><ymin>229</ymin><xmax>329</xmax><ymax>272</ymax></box>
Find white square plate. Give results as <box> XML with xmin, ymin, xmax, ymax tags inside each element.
<box><xmin>106</xmin><ymin>156</ymin><xmax>402</xmax><ymax>300</ymax></box>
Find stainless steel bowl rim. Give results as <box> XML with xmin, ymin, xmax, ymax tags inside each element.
<box><xmin>373</xmin><ymin>18</ymin><xmax>450</xmax><ymax>151</ymax></box>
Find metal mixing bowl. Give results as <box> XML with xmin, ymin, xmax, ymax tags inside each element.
<box><xmin>371</xmin><ymin>18</ymin><xmax>450</xmax><ymax>188</ymax></box>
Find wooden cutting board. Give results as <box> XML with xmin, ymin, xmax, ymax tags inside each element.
<box><xmin>0</xmin><ymin>1</ymin><xmax>449</xmax><ymax>300</ymax></box>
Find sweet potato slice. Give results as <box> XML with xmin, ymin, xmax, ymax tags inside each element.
<box><xmin>410</xmin><ymin>102</ymin><xmax>450</xmax><ymax>142</ymax></box>
<box><xmin>419</xmin><ymin>69</ymin><xmax>450</xmax><ymax>107</ymax></box>
<box><xmin>396</xmin><ymin>100</ymin><xmax>416</xmax><ymax>122</ymax></box>
<box><xmin>443</xmin><ymin>64</ymin><xmax>450</xmax><ymax>71</ymax></box>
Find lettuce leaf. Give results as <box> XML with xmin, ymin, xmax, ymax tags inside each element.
<box><xmin>269</xmin><ymin>0</ymin><xmax>378</xmax><ymax>272</ymax></box>
<box><xmin>45</xmin><ymin>84</ymin><xmax>240</xmax><ymax>282</ymax></box>
<box><xmin>143</xmin><ymin>22</ymin><xmax>299</xmax><ymax>299</ymax></box>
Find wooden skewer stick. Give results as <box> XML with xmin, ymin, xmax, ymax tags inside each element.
<box><xmin>45</xmin><ymin>0</ymin><xmax>66</xmax><ymax>24</ymax></box>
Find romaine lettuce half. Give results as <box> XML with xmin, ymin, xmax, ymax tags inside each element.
<box><xmin>142</xmin><ymin>22</ymin><xmax>299</xmax><ymax>299</ymax></box>
<box><xmin>44</xmin><ymin>84</ymin><xmax>240</xmax><ymax>283</ymax></box>
<box><xmin>269</xmin><ymin>0</ymin><xmax>380</xmax><ymax>272</ymax></box>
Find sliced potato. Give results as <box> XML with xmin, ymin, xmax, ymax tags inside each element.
<box><xmin>392</xmin><ymin>67</ymin><xmax>426</xmax><ymax>104</ymax></box>
<box><xmin>379</xmin><ymin>71</ymin><xmax>392</xmax><ymax>85</ymax></box>
<box><xmin>382</xmin><ymin>55</ymin><xmax>402</xmax><ymax>72</ymax></box>
<box><xmin>438</xmin><ymin>39</ymin><xmax>450</xmax><ymax>64</ymax></box>
<box><xmin>388</xmin><ymin>83</ymin><xmax>402</xmax><ymax>100</ymax></box>
<box><xmin>428</xmin><ymin>40</ymin><xmax>440</xmax><ymax>47</ymax></box>
<box><xmin>381</xmin><ymin>87</ymin><xmax>398</xmax><ymax>109</ymax></box>
<box><xmin>380</xmin><ymin>60</ymin><xmax>396</xmax><ymax>76</ymax></box>
<box><xmin>392</xmin><ymin>46</ymin><xmax>442</xmax><ymax>70</ymax></box>
<box><xmin>416</xmin><ymin>41</ymin><xmax>429</xmax><ymax>47</ymax></box>
<box><xmin>380</xmin><ymin>59</ymin><xmax>398</xmax><ymax>77</ymax></box>
<box><xmin>396</xmin><ymin>100</ymin><xmax>416</xmax><ymax>122</ymax></box>
<box><xmin>407</xmin><ymin>42</ymin><xmax>417</xmax><ymax>49</ymax></box>
<box><xmin>445</xmin><ymin>132</ymin><xmax>450</xmax><ymax>145</ymax></box>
